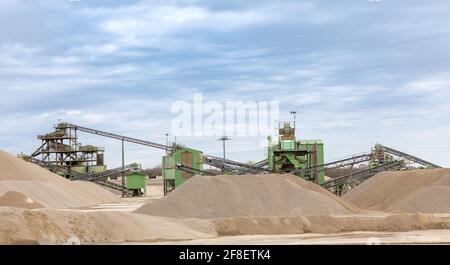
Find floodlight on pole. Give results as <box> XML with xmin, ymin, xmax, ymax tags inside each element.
<box><xmin>290</xmin><ymin>111</ymin><xmax>297</xmax><ymax>129</ymax></box>
<box><xmin>165</xmin><ymin>133</ymin><xmax>169</xmax><ymax>154</ymax></box>
<box><xmin>218</xmin><ymin>136</ymin><xmax>231</xmax><ymax>160</ymax></box>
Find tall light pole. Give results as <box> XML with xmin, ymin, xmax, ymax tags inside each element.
<box><xmin>121</xmin><ymin>138</ymin><xmax>125</xmax><ymax>198</ymax></box>
<box><xmin>218</xmin><ymin>136</ymin><xmax>231</xmax><ymax>160</ymax></box>
<box><xmin>165</xmin><ymin>133</ymin><xmax>169</xmax><ymax>154</ymax></box>
<box><xmin>290</xmin><ymin>111</ymin><xmax>297</xmax><ymax>130</ymax></box>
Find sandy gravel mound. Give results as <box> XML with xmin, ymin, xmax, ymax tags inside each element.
<box><xmin>4</xmin><ymin>206</ymin><xmax>450</xmax><ymax>244</ymax></box>
<box><xmin>0</xmin><ymin>191</ymin><xmax>43</xmax><ymax>209</ymax></box>
<box><xmin>135</xmin><ymin>174</ymin><xmax>361</xmax><ymax>219</ymax></box>
<box><xmin>0</xmin><ymin>150</ymin><xmax>117</xmax><ymax>208</ymax></box>
<box><xmin>211</xmin><ymin>213</ymin><xmax>450</xmax><ymax>236</ymax></box>
<box><xmin>0</xmin><ymin>207</ymin><xmax>216</xmax><ymax>244</ymax></box>
<box><xmin>343</xmin><ymin>169</ymin><xmax>450</xmax><ymax>213</ymax></box>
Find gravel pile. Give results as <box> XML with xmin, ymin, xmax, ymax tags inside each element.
<box><xmin>136</xmin><ymin>174</ymin><xmax>360</xmax><ymax>219</ymax></box>
<box><xmin>0</xmin><ymin>150</ymin><xmax>117</xmax><ymax>208</ymax></box>
<box><xmin>343</xmin><ymin>169</ymin><xmax>450</xmax><ymax>213</ymax></box>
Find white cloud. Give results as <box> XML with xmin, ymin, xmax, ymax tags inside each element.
<box><xmin>0</xmin><ymin>43</ymin><xmax>40</xmax><ymax>66</ymax></box>
<box><xmin>0</xmin><ymin>0</ymin><xmax>27</xmax><ymax>10</ymax></box>
<box><xmin>83</xmin><ymin>113</ymin><xmax>107</xmax><ymax>123</ymax></box>
<box><xmin>1</xmin><ymin>0</ymin><xmax>450</xmax><ymax>167</ymax></box>
<box><xmin>66</xmin><ymin>110</ymin><xmax>82</xmax><ymax>116</ymax></box>
<box><xmin>0</xmin><ymin>42</ymin><xmax>144</xmax><ymax>93</ymax></box>
<box><xmin>98</xmin><ymin>6</ymin><xmax>269</xmax><ymax>46</ymax></box>
<box><xmin>70</xmin><ymin>43</ymin><xmax>119</xmax><ymax>56</ymax></box>
<box><xmin>404</xmin><ymin>76</ymin><xmax>450</xmax><ymax>93</ymax></box>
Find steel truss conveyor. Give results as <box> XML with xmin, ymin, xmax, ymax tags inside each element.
<box><xmin>234</xmin><ymin>159</ymin><xmax>269</xmax><ymax>175</ymax></box>
<box><xmin>202</xmin><ymin>155</ymin><xmax>264</xmax><ymax>173</ymax></box>
<box><xmin>65</xmin><ymin>124</ymin><xmax>172</xmax><ymax>151</ymax></box>
<box><xmin>28</xmin><ymin>158</ymin><xmax>130</xmax><ymax>194</ymax></box>
<box><xmin>375</xmin><ymin>144</ymin><xmax>441</xmax><ymax>168</ymax></box>
<box><xmin>290</xmin><ymin>152</ymin><xmax>373</xmax><ymax>180</ymax></box>
<box><xmin>321</xmin><ymin>160</ymin><xmax>404</xmax><ymax>194</ymax></box>
<box><xmin>176</xmin><ymin>163</ymin><xmax>218</xmax><ymax>176</ymax></box>
<box><xmin>66</xmin><ymin>123</ymin><xmax>259</xmax><ymax>173</ymax></box>
<box><xmin>71</xmin><ymin>164</ymin><xmax>134</xmax><ymax>181</ymax></box>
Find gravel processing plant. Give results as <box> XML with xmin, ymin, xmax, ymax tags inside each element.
<box><xmin>0</xmin><ymin>119</ymin><xmax>449</xmax><ymax>245</ymax></box>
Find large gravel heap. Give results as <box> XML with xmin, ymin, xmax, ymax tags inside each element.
<box><xmin>0</xmin><ymin>150</ymin><xmax>117</xmax><ymax>208</ymax></box>
<box><xmin>344</xmin><ymin>169</ymin><xmax>450</xmax><ymax>213</ymax></box>
<box><xmin>135</xmin><ymin>174</ymin><xmax>360</xmax><ymax>219</ymax></box>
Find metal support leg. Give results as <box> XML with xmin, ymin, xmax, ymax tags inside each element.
<box><xmin>121</xmin><ymin>139</ymin><xmax>125</xmax><ymax>197</ymax></box>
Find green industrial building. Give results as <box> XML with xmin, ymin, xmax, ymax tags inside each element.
<box><xmin>268</xmin><ymin>122</ymin><xmax>325</xmax><ymax>185</ymax></box>
<box><xmin>162</xmin><ymin>146</ymin><xmax>203</xmax><ymax>194</ymax></box>
<box><xmin>125</xmin><ymin>163</ymin><xmax>147</xmax><ymax>197</ymax></box>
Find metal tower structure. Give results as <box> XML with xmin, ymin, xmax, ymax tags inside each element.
<box><xmin>30</xmin><ymin>123</ymin><xmax>105</xmax><ymax>177</ymax></box>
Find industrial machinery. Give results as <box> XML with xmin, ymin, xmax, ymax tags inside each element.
<box><xmin>322</xmin><ymin>159</ymin><xmax>405</xmax><ymax>195</ymax></box>
<box><xmin>50</xmin><ymin>123</ymin><xmax>204</xmax><ymax>195</ymax></box>
<box><xmin>318</xmin><ymin>144</ymin><xmax>441</xmax><ymax>195</ymax></box>
<box><xmin>268</xmin><ymin>122</ymin><xmax>325</xmax><ymax>184</ymax></box>
<box><xmin>29</xmin><ymin>123</ymin><xmax>106</xmax><ymax>177</ymax></box>
<box><xmin>162</xmin><ymin>146</ymin><xmax>203</xmax><ymax>195</ymax></box>
<box><xmin>125</xmin><ymin>163</ymin><xmax>147</xmax><ymax>197</ymax></box>
<box><xmin>28</xmin><ymin>122</ymin><xmax>259</xmax><ymax>195</ymax></box>
<box><xmin>27</xmin><ymin>121</ymin><xmax>442</xmax><ymax>197</ymax></box>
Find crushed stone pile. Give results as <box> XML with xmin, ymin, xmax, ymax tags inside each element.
<box><xmin>135</xmin><ymin>174</ymin><xmax>361</xmax><ymax>219</ymax></box>
<box><xmin>343</xmin><ymin>169</ymin><xmax>450</xmax><ymax>213</ymax></box>
<box><xmin>0</xmin><ymin>207</ymin><xmax>216</xmax><ymax>244</ymax></box>
<box><xmin>0</xmin><ymin>191</ymin><xmax>44</xmax><ymax>209</ymax></box>
<box><xmin>0</xmin><ymin>150</ymin><xmax>117</xmax><ymax>208</ymax></box>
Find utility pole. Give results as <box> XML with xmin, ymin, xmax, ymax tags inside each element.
<box><xmin>218</xmin><ymin>136</ymin><xmax>231</xmax><ymax>160</ymax></box>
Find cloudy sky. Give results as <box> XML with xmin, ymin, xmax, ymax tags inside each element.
<box><xmin>1</xmin><ymin>0</ymin><xmax>449</xmax><ymax>168</ymax></box>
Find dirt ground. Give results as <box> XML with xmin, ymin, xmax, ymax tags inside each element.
<box><xmin>149</xmin><ymin>230</ymin><xmax>450</xmax><ymax>245</ymax></box>
<box><xmin>67</xmin><ymin>193</ymin><xmax>450</xmax><ymax>245</ymax></box>
<box><xmin>65</xmin><ymin>183</ymin><xmax>162</xmax><ymax>212</ymax></box>
<box><xmin>4</xmin><ymin>184</ymin><xmax>450</xmax><ymax>245</ymax></box>
<box><xmin>66</xmin><ymin>195</ymin><xmax>450</xmax><ymax>245</ymax></box>
<box><xmin>91</xmin><ymin>192</ymin><xmax>450</xmax><ymax>245</ymax></box>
